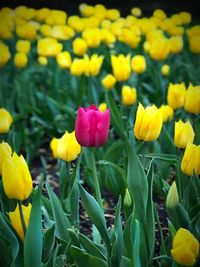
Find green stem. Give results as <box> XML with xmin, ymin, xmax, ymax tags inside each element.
<box><xmin>89</xmin><ymin>148</ymin><xmax>103</xmax><ymax>210</ymax></box>
<box><xmin>18</xmin><ymin>201</ymin><xmax>26</xmax><ymax>239</ymax></box>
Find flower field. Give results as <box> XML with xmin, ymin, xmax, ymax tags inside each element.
<box><xmin>0</xmin><ymin>3</ymin><xmax>200</xmax><ymax>267</ymax></box>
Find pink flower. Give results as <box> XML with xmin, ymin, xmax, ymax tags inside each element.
<box><xmin>75</xmin><ymin>105</ymin><xmax>110</xmax><ymax>147</ymax></box>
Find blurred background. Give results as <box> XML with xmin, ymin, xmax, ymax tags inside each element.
<box><xmin>0</xmin><ymin>0</ymin><xmax>200</xmax><ymax>19</ymax></box>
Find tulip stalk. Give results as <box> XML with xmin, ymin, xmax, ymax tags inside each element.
<box><xmin>18</xmin><ymin>201</ymin><xmax>26</xmax><ymax>239</ymax></box>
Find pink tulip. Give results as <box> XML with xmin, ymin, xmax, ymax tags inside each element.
<box><xmin>75</xmin><ymin>105</ymin><xmax>110</xmax><ymax>147</ymax></box>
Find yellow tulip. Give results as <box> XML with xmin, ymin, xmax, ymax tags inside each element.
<box><xmin>169</xmin><ymin>36</ymin><xmax>183</xmax><ymax>54</ymax></box>
<box><xmin>122</xmin><ymin>85</ymin><xmax>137</xmax><ymax>105</ymax></box>
<box><xmin>70</xmin><ymin>58</ymin><xmax>85</xmax><ymax>76</ymax></box>
<box><xmin>38</xmin><ymin>56</ymin><xmax>48</xmax><ymax>66</ymax></box>
<box><xmin>79</xmin><ymin>4</ymin><xmax>95</xmax><ymax>17</ymax></box>
<box><xmin>2</xmin><ymin>152</ymin><xmax>33</xmax><ymax>200</ymax></box>
<box><xmin>161</xmin><ymin>64</ymin><xmax>170</xmax><ymax>76</ymax></box>
<box><xmin>50</xmin><ymin>131</ymin><xmax>81</xmax><ymax>162</ymax></box>
<box><xmin>84</xmin><ymin>54</ymin><xmax>104</xmax><ymax>76</ymax></box>
<box><xmin>171</xmin><ymin>228</ymin><xmax>199</xmax><ymax>266</ymax></box>
<box><xmin>37</xmin><ymin>37</ymin><xmax>63</xmax><ymax>57</ymax></box>
<box><xmin>0</xmin><ymin>108</ymin><xmax>13</xmax><ymax>133</ymax></box>
<box><xmin>35</xmin><ymin>8</ymin><xmax>50</xmax><ymax>22</ymax></box>
<box><xmin>14</xmin><ymin>52</ymin><xmax>28</xmax><ymax>68</ymax></box>
<box><xmin>153</xmin><ymin>9</ymin><xmax>166</xmax><ymax>20</ymax></box>
<box><xmin>9</xmin><ymin>203</ymin><xmax>32</xmax><ymax>240</ymax></box>
<box><xmin>16</xmin><ymin>40</ymin><xmax>31</xmax><ymax>54</ymax></box>
<box><xmin>0</xmin><ymin>43</ymin><xmax>11</xmax><ymax>68</ymax></box>
<box><xmin>51</xmin><ymin>25</ymin><xmax>74</xmax><ymax>41</ymax></box>
<box><xmin>159</xmin><ymin>105</ymin><xmax>174</xmax><ymax>122</ymax></box>
<box><xmin>111</xmin><ymin>54</ymin><xmax>131</xmax><ymax>82</ymax></box>
<box><xmin>0</xmin><ymin>141</ymin><xmax>12</xmax><ymax>174</ymax></box>
<box><xmin>98</xmin><ymin>103</ymin><xmax>107</xmax><ymax>112</ymax></box>
<box><xmin>82</xmin><ymin>28</ymin><xmax>102</xmax><ymax>48</ymax></box>
<box><xmin>131</xmin><ymin>55</ymin><xmax>146</xmax><ymax>74</ymax></box>
<box><xmin>188</xmin><ymin>36</ymin><xmax>200</xmax><ymax>54</ymax></box>
<box><xmin>179</xmin><ymin>12</ymin><xmax>192</xmax><ymax>24</ymax></box>
<box><xmin>15</xmin><ymin>6</ymin><xmax>35</xmax><ymax>21</ymax></box>
<box><xmin>149</xmin><ymin>38</ymin><xmax>170</xmax><ymax>61</ymax></box>
<box><xmin>167</xmin><ymin>83</ymin><xmax>186</xmax><ymax>110</ymax></box>
<box><xmin>131</xmin><ymin>7</ymin><xmax>142</xmax><ymax>17</ymax></box>
<box><xmin>101</xmin><ymin>74</ymin><xmax>116</xmax><ymax>90</ymax></box>
<box><xmin>106</xmin><ymin>9</ymin><xmax>120</xmax><ymax>21</ymax></box>
<box><xmin>73</xmin><ymin>37</ymin><xmax>88</xmax><ymax>56</ymax></box>
<box><xmin>134</xmin><ymin>103</ymin><xmax>163</xmax><ymax>141</ymax></box>
<box><xmin>174</xmin><ymin>120</ymin><xmax>195</xmax><ymax>149</ymax></box>
<box><xmin>184</xmin><ymin>84</ymin><xmax>200</xmax><ymax>114</ymax></box>
<box><xmin>44</xmin><ymin>10</ymin><xmax>67</xmax><ymax>25</ymax></box>
<box><xmin>181</xmin><ymin>144</ymin><xmax>200</xmax><ymax>176</ymax></box>
<box><xmin>16</xmin><ymin>23</ymin><xmax>37</xmax><ymax>40</ymax></box>
<box><xmin>166</xmin><ymin>181</ymin><xmax>179</xmax><ymax>209</ymax></box>
<box><xmin>56</xmin><ymin>51</ymin><xmax>71</xmax><ymax>69</ymax></box>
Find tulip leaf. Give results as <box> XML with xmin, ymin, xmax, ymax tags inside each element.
<box><xmin>131</xmin><ymin>219</ymin><xmax>141</xmax><ymax>267</ymax></box>
<box><xmin>46</xmin><ymin>182</ymin><xmax>71</xmax><ymax>242</ymax></box>
<box><xmin>79</xmin><ymin>184</ymin><xmax>111</xmax><ymax>256</ymax></box>
<box><xmin>144</xmin><ymin>153</ymin><xmax>179</xmax><ymax>164</ymax></box>
<box><xmin>43</xmin><ymin>224</ymin><xmax>55</xmax><ymax>262</ymax></box>
<box><xmin>71</xmin><ymin>246</ymin><xmax>108</xmax><ymax>267</ymax></box>
<box><xmin>0</xmin><ymin>213</ymin><xmax>19</xmax><ymax>267</ymax></box>
<box><xmin>24</xmin><ymin>182</ymin><xmax>43</xmax><ymax>267</ymax></box>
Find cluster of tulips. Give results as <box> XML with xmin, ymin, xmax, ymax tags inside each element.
<box><xmin>0</xmin><ymin>3</ymin><xmax>200</xmax><ymax>267</ymax></box>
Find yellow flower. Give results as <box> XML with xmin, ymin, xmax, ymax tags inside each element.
<box><xmin>44</xmin><ymin>10</ymin><xmax>67</xmax><ymax>25</ymax></box>
<box><xmin>16</xmin><ymin>40</ymin><xmax>31</xmax><ymax>54</ymax></box>
<box><xmin>50</xmin><ymin>131</ymin><xmax>81</xmax><ymax>162</ymax></box>
<box><xmin>40</xmin><ymin>24</ymin><xmax>52</xmax><ymax>37</ymax></box>
<box><xmin>131</xmin><ymin>7</ymin><xmax>142</xmax><ymax>17</ymax></box>
<box><xmin>98</xmin><ymin>103</ymin><xmax>107</xmax><ymax>112</ymax></box>
<box><xmin>15</xmin><ymin>6</ymin><xmax>35</xmax><ymax>21</ymax></box>
<box><xmin>79</xmin><ymin>4</ymin><xmax>95</xmax><ymax>17</ymax></box>
<box><xmin>159</xmin><ymin>105</ymin><xmax>174</xmax><ymax>122</ymax></box>
<box><xmin>174</xmin><ymin>120</ymin><xmax>195</xmax><ymax>149</ymax></box>
<box><xmin>9</xmin><ymin>203</ymin><xmax>32</xmax><ymax>240</ymax></box>
<box><xmin>101</xmin><ymin>74</ymin><xmax>116</xmax><ymax>90</ymax></box>
<box><xmin>0</xmin><ymin>142</ymin><xmax>12</xmax><ymax>175</ymax></box>
<box><xmin>16</xmin><ymin>23</ymin><xmax>37</xmax><ymax>40</ymax></box>
<box><xmin>179</xmin><ymin>12</ymin><xmax>192</xmax><ymax>24</ymax></box>
<box><xmin>134</xmin><ymin>103</ymin><xmax>163</xmax><ymax>141</ymax></box>
<box><xmin>73</xmin><ymin>37</ymin><xmax>88</xmax><ymax>56</ymax></box>
<box><xmin>184</xmin><ymin>84</ymin><xmax>200</xmax><ymax>114</ymax></box>
<box><xmin>188</xmin><ymin>36</ymin><xmax>200</xmax><ymax>54</ymax></box>
<box><xmin>166</xmin><ymin>181</ymin><xmax>179</xmax><ymax>209</ymax></box>
<box><xmin>169</xmin><ymin>36</ymin><xmax>183</xmax><ymax>54</ymax></box>
<box><xmin>35</xmin><ymin>8</ymin><xmax>50</xmax><ymax>22</ymax></box>
<box><xmin>0</xmin><ymin>43</ymin><xmax>11</xmax><ymax>68</ymax></box>
<box><xmin>0</xmin><ymin>108</ymin><xmax>13</xmax><ymax>133</ymax></box>
<box><xmin>2</xmin><ymin>152</ymin><xmax>33</xmax><ymax>200</ymax></box>
<box><xmin>14</xmin><ymin>52</ymin><xmax>28</xmax><ymax>68</ymax></box>
<box><xmin>161</xmin><ymin>64</ymin><xmax>170</xmax><ymax>76</ymax></box>
<box><xmin>37</xmin><ymin>37</ymin><xmax>63</xmax><ymax>57</ymax></box>
<box><xmin>122</xmin><ymin>85</ymin><xmax>137</xmax><ymax>105</ymax></box>
<box><xmin>171</xmin><ymin>228</ymin><xmax>199</xmax><ymax>266</ymax></box>
<box><xmin>38</xmin><ymin>56</ymin><xmax>48</xmax><ymax>66</ymax></box>
<box><xmin>168</xmin><ymin>26</ymin><xmax>184</xmax><ymax>36</ymax></box>
<box><xmin>82</xmin><ymin>28</ymin><xmax>102</xmax><ymax>48</ymax></box>
<box><xmin>149</xmin><ymin>38</ymin><xmax>170</xmax><ymax>61</ymax></box>
<box><xmin>111</xmin><ymin>54</ymin><xmax>131</xmax><ymax>82</ymax></box>
<box><xmin>84</xmin><ymin>54</ymin><xmax>104</xmax><ymax>76</ymax></box>
<box><xmin>167</xmin><ymin>83</ymin><xmax>186</xmax><ymax>110</ymax></box>
<box><xmin>131</xmin><ymin>55</ymin><xmax>146</xmax><ymax>74</ymax></box>
<box><xmin>56</xmin><ymin>51</ymin><xmax>71</xmax><ymax>69</ymax></box>
<box><xmin>181</xmin><ymin>144</ymin><xmax>200</xmax><ymax>176</ymax></box>
<box><xmin>51</xmin><ymin>25</ymin><xmax>74</xmax><ymax>40</ymax></box>
<box><xmin>70</xmin><ymin>58</ymin><xmax>85</xmax><ymax>76</ymax></box>
<box><xmin>106</xmin><ymin>9</ymin><xmax>120</xmax><ymax>21</ymax></box>
<box><xmin>153</xmin><ymin>9</ymin><xmax>166</xmax><ymax>20</ymax></box>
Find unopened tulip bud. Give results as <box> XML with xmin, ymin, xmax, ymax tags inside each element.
<box><xmin>166</xmin><ymin>181</ymin><xmax>179</xmax><ymax>209</ymax></box>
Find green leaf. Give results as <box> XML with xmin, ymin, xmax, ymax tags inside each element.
<box><xmin>46</xmin><ymin>182</ymin><xmax>71</xmax><ymax>242</ymax></box>
<box><xmin>24</xmin><ymin>182</ymin><xmax>43</xmax><ymax>267</ymax></box>
<box><xmin>79</xmin><ymin>184</ymin><xmax>111</xmax><ymax>256</ymax></box>
<box><xmin>0</xmin><ymin>213</ymin><xmax>19</xmax><ymax>266</ymax></box>
<box><xmin>123</xmin><ymin>213</ymin><xmax>134</xmax><ymax>257</ymax></box>
<box><xmin>71</xmin><ymin>246</ymin><xmax>108</xmax><ymax>267</ymax></box>
<box><xmin>111</xmin><ymin>196</ymin><xmax>123</xmax><ymax>267</ymax></box>
<box><xmin>43</xmin><ymin>224</ymin><xmax>55</xmax><ymax>262</ymax></box>
<box><xmin>144</xmin><ymin>153</ymin><xmax>179</xmax><ymax>164</ymax></box>
<box><xmin>131</xmin><ymin>219</ymin><xmax>141</xmax><ymax>267</ymax></box>
<box><xmin>126</xmin><ymin>140</ymin><xmax>148</xmax><ymax>223</ymax></box>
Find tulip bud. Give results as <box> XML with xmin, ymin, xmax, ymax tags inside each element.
<box><xmin>75</xmin><ymin>104</ymin><xmax>110</xmax><ymax>147</ymax></box>
<box><xmin>131</xmin><ymin>7</ymin><xmax>142</xmax><ymax>17</ymax></box>
<box><xmin>184</xmin><ymin>84</ymin><xmax>200</xmax><ymax>114</ymax></box>
<box><xmin>56</xmin><ymin>51</ymin><xmax>71</xmax><ymax>69</ymax></box>
<box><xmin>73</xmin><ymin>37</ymin><xmax>88</xmax><ymax>56</ymax></box>
<box><xmin>131</xmin><ymin>55</ymin><xmax>146</xmax><ymax>74</ymax></box>
<box><xmin>98</xmin><ymin>103</ymin><xmax>107</xmax><ymax>112</ymax></box>
<box><xmin>161</xmin><ymin>64</ymin><xmax>170</xmax><ymax>76</ymax></box>
<box><xmin>134</xmin><ymin>103</ymin><xmax>163</xmax><ymax>141</ymax></box>
<box><xmin>166</xmin><ymin>181</ymin><xmax>179</xmax><ymax>209</ymax></box>
<box><xmin>50</xmin><ymin>131</ymin><xmax>81</xmax><ymax>162</ymax></box>
<box><xmin>111</xmin><ymin>54</ymin><xmax>131</xmax><ymax>82</ymax></box>
<box><xmin>101</xmin><ymin>74</ymin><xmax>116</xmax><ymax>90</ymax></box>
<box><xmin>159</xmin><ymin>105</ymin><xmax>173</xmax><ymax>122</ymax></box>
<box><xmin>9</xmin><ymin>203</ymin><xmax>32</xmax><ymax>240</ymax></box>
<box><xmin>167</xmin><ymin>82</ymin><xmax>186</xmax><ymax>110</ymax></box>
<box><xmin>124</xmin><ymin>188</ymin><xmax>132</xmax><ymax>208</ymax></box>
<box><xmin>0</xmin><ymin>43</ymin><xmax>11</xmax><ymax>68</ymax></box>
<box><xmin>14</xmin><ymin>52</ymin><xmax>28</xmax><ymax>68</ymax></box>
<box><xmin>70</xmin><ymin>58</ymin><xmax>85</xmax><ymax>76</ymax></box>
<box><xmin>174</xmin><ymin>120</ymin><xmax>195</xmax><ymax>149</ymax></box>
<box><xmin>2</xmin><ymin>152</ymin><xmax>33</xmax><ymax>200</ymax></box>
<box><xmin>0</xmin><ymin>108</ymin><xmax>13</xmax><ymax>133</ymax></box>
<box><xmin>38</xmin><ymin>56</ymin><xmax>48</xmax><ymax>66</ymax></box>
<box><xmin>122</xmin><ymin>85</ymin><xmax>137</xmax><ymax>105</ymax></box>
<box><xmin>0</xmin><ymin>141</ymin><xmax>12</xmax><ymax>174</ymax></box>
<box><xmin>181</xmin><ymin>144</ymin><xmax>200</xmax><ymax>176</ymax></box>
<box><xmin>171</xmin><ymin>228</ymin><xmax>199</xmax><ymax>266</ymax></box>
<box><xmin>149</xmin><ymin>38</ymin><xmax>170</xmax><ymax>61</ymax></box>
<box><xmin>16</xmin><ymin>40</ymin><xmax>31</xmax><ymax>54</ymax></box>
